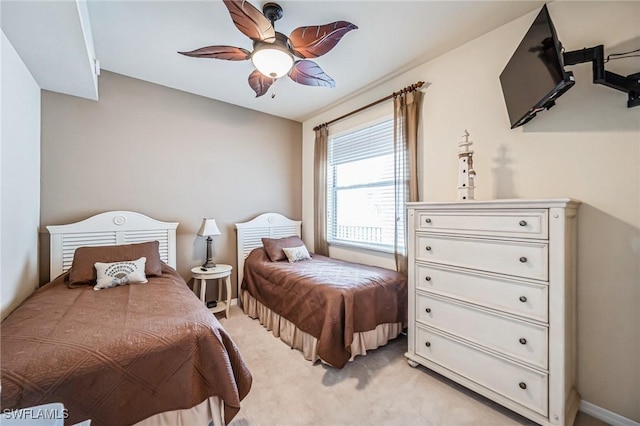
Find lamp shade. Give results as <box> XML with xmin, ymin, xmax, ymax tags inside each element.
<box><xmin>197</xmin><ymin>218</ymin><xmax>221</xmax><ymax>237</ymax></box>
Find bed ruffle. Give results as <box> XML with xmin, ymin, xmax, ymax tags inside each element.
<box><xmin>135</xmin><ymin>396</ymin><xmax>223</xmax><ymax>426</ymax></box>
<box><xmin>241</xmin><ymin>290</ymin><xmax>404</xmax><ymax>365</ymax></box>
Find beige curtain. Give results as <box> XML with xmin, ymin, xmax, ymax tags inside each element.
<box><xmin>313</xmin><ymin>126</ymin><xmax>330</xmax><ymax>256</ymax></box>
<box><xmin>393</xmin><ymin>90</ymin><xmax>423</xmax><ymax>273</ymax></box>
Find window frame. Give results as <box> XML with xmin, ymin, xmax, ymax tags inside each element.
<box><xmin>326</xmin><ymin>116</ymin><xmax>397</xmax><ymax>254</ymax></box>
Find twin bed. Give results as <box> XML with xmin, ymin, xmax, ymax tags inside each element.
<box><xmin>236</xmin><ymin>213</ymin><xmax>408</xmax><ymax>368</ymax></box>
<box><xmin>1</xmin><ymin>211</ymin><xmax>251</xmax><ymax>426</ymax></box>
<box><xmin>1</xmin><ymin>211</ymin><xmax>407</xmax><ymax>425</ymax></box>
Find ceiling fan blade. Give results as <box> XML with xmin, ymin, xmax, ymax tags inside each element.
<box><xmin>223</xmin><ymin>0</ymin><xmax>276</xmax><ymax>43</ymax></box>
<box><xmin>288</xmin><ymin>60</ymin><xmax>335</xmax><ymax>88</ymax></box>
<box><xmin>289</xmin><ymin>21</ymin><xmax>358</xmax><ymax>59</ymax></box>
<box><xmin>178</xmin><ymin>45</ymin><xmax>250</xmax><ymax>60</ymax></box>
<box><xmin>248</xmin><ymin>69</ymin><xmax>274</xmax><ymax>97</ymax></box>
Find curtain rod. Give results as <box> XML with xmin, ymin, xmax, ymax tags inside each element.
<box><xmin>313</xmin><ymin>81</ymin><xmax>424</xmax><ymax>132</ymax></box>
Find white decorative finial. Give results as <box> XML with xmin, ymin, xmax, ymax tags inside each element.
<box><xmin>459</xmin><ymin>130</ymin><xmax>471</xmax><ymax>146</ymax></box>
<box><xmin>457</xmin><ymin>130</ymin><xmax>475</xmax><ymax>201</ymax></box>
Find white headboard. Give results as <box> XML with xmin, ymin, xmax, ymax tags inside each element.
<box><xmin>47</xmin><ymin>211</ymin><xmax>179</xmax><ymax>279</ymax></box>
<box><xmin>235</xmin><ymin>213</ymin><xmax>301</xmax><ymax>290</ymax></box>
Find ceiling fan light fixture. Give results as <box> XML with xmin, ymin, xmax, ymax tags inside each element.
<box><xmin>252</xmin><ymin>46</ymin><xmax>294</xmax><ymax>78</ymax></box>
<box><xmin>251</xmin><ymin>32</ymin><xmax>294</xmax><ymax>79</ymax></box>
<box><xmin>179</xmin><ymin>1</ymin><xmax>357</xmax><ymax>96</ymax></box>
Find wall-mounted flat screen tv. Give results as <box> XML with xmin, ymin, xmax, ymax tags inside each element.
<box><xmin>500</xmin><ymin>4</ymin><xmax>575</xmax><ymax>129</ymax></box>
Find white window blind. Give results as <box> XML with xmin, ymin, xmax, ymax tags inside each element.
<box><xmin>327</xmin><ymin>119</ymin><xmax>399</xmax><ymax>251</ymax></box>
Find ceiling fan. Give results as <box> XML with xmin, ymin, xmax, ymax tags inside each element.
<box><xmin>178</xmin><ymin>0</ymin><xmax>357</xmax><ymax>97</ymax></box>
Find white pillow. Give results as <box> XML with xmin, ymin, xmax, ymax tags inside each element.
<box><xmin>94</xmin><ymin>257</ymin><xmax>148</xmax><ymax>290</ymax></box>
<box><xmin>282</xmin><ymin>245</ymin><xmax>311</xmax><ymax>263</ymax></box>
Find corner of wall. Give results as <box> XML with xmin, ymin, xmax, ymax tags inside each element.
<box><xmin>1</xmin><ymin>30</ymin><xmax>42</xmax><ymax>320</ymax></box>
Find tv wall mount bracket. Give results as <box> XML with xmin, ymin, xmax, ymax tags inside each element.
<box><xmin>563</xmin><ymin>45</ymin><xmax>640</xmax><ymax>108</ymax></box>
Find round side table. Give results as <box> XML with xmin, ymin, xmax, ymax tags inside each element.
<box><xmin>191</xmin><ymin>264</ymin><xmax>232</xmax><ymax>318</ymax></box>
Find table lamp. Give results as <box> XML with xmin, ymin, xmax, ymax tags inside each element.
<box><xmin>198</xmin><ymin>218</ymin><xmax>221</xmax><ymax>269</ymax></box>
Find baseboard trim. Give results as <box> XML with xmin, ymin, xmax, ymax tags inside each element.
<box><xmin>580</xmin><ymin>401</ymin><xmax>639</xmax><ymax>426</ymax></box>
<box><xmin>231</xmin><ymin>298</ymin><xmax>238</xmax><ymax>306</ymax></box>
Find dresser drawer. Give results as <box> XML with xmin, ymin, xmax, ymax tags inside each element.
<box><xmin>416</xmin><ymin>264</ymin><xmax>548</xmax><ymax>322</ymax></box>
<box><xmin>416</xmin><ymin>325</ymin><xmax>548</xmax><ymax>416</ymax></box>
<box><xmin>416</xmin><ymin>209</ymin><xmax>548</xmax><ymax>239</ymax></box>
<box><xmin>415</xmin><ymin>234</ymin><xmax>548</xmax><ymax>281</ymax></box>
<box><xmin>416</xmin><ymin>294</ymin><xmax>548</xmax><ymax>369</ymax></box>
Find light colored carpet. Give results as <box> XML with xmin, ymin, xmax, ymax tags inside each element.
<box><xmin>218</xmin><ymin>306</ymin><xmax>605</xmax><ymax>426</ymax></box>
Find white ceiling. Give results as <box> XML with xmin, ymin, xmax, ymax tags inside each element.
<box><xmin>2</xmin><ymin>0</ymin><xmax>546</xmax><ymax>122</ymax></box>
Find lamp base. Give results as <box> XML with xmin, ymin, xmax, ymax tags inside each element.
<box><xmin>202</xmin><ymin>236</ymin><xmax>217</xmax><ymax>269</ymax></box>
<box><xmin>202</xmin><ymin>260</ymin><xmax>217</xmax><ymax>269</ymax></box>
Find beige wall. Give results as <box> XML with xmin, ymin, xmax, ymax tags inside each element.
<box><xmin>41</xmin><ymin>71</ymin><xmax>302</xmax><ymax>299</ymax></box>
<box><xmin>1</xmin><ymin>31</ymin><xmax>41</xmax><ymax>320</ymax></box>
<box><xmin>302</xmin><ymin>2</ymin><xmax>639</xmax><ymax>422</ymax></box>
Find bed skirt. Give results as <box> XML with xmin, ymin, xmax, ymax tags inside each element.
<box><xmin>135</xmin><ymin>396</ymin><xmax>223</xmax><ymax>426</ymax></box>
<box><xmin>241</xmin><ymin>290</ymin><xmax>404</xmax><ymax>365</ymax></box>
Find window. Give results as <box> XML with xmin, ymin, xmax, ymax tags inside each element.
<box><xmin>327</xmin><ymin>118</ymin><xmax>402</xmax><ymax>252</ymax></box>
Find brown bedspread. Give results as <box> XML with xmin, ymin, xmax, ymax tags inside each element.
<box><xmin>1</xmin><ymin>264</ymin><xmax>252</xmax><ymax>426</ymax></box>
<box><xmin>242</xmin><ymin>249</ymin><xmax>407</xmax><ymax>368</ymax></box>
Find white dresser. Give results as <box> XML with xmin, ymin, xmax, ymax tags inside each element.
<box><xmin>406</xmin><ymin>199</ymin><xmax>580</xmax><ymax>426</ymax></box>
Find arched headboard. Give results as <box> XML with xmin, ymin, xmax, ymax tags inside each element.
<box><xmin>235</xmin><ymin>213</ymin><xmax>301</xmax><ymax>290</ymax></box>
<box><xmin>47</xmin><ymin>211</ymin><xmax>179</xmax><ymax>278</ymax></box>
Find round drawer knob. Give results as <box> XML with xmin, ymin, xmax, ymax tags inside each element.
<box><xmin>425</xmin><ymin>246</ymin><xmax>432</xmax><ymax>251</ymax></box>
<box><xmin>519</xmin><ymin>382</ymin><xmax>527</xmax><ymax>390</ymax></box>
<box><xmin>519</xmin><ymin>296</ymin><xmax>528</xmax><ymax>303</ymax></box>
<box><xmin>519</xmin><ymin>338</ymin><xmax>527</xmax><ymax>345</ymax></box>
<box><xmin>519</xmin><ymin>220</ymin><xmax>527</xmax><ymax>227</ymax></box>
<box><xmin>425</xmin><ymin>276</ymin><xmax>432</xmax><ymax>281</ymax></box>
<box><xmin>519</xmin><ymin>257</ymin><xmax>527</xmax><ymax>263</ymax></box>
<box><xmin>425</xmin><ymin>308</ymin><xmax>431</xmax><ymax>313</ymax></box>
<box><xmin>425</xmin><ymin>341</ymin><xmax>431</xmax><ymax>347</ymax></box>
<box><xmin>425</xmin><ymin>218</ymin><xmax>432</xmax><ymax>223</ymax></box>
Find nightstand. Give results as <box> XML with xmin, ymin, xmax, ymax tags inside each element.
<box><xmin>191</xmin><ymin>264</ymin><xmax>232</xmax><ymax>318</ymax></box>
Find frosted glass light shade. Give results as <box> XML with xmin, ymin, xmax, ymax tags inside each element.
<box><xmin>252</xmin><ymin>47</ymin><xmax>294</xmax><ymax>79</ymax></box>
<box><xmin>197</xmin><ymin>218</ymin><xmax>221</xmax><ymax>237</ymax></box>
